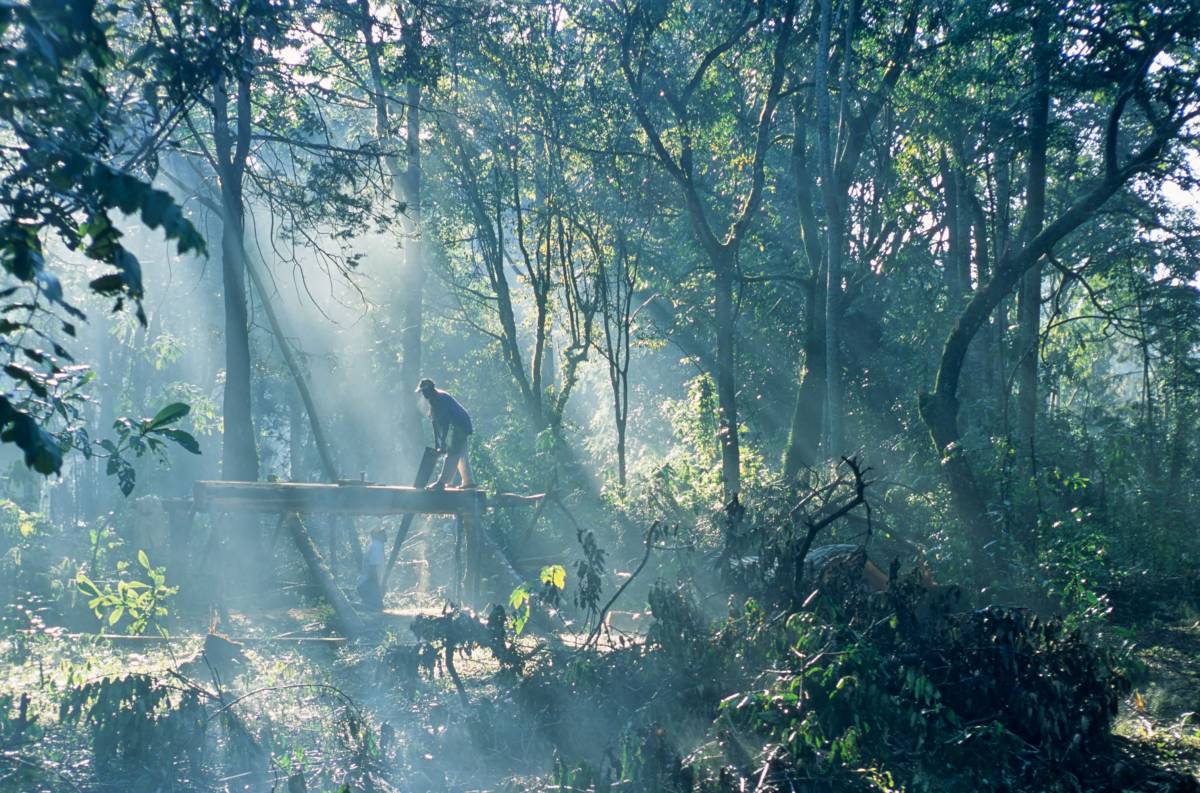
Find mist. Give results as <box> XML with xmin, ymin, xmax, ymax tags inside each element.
<box><xmin>2</xmin><ymin>1</ymin><xmax>1200</xmax><ymax>791</ymax></box>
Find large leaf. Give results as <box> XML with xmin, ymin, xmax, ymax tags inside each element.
<box><xmin>149</xmin><ymin>402</ymin><xmax>190</xmax><ymax>429</ymax></box>
<box><xmin>0</xmin><ymin>398</ymin><xmax>63</xmax><ymax>474</ymax></box>
<box><xmin>159</xmin><ymin>428</ymin><xmax>201</xmax><ymax>455</ymax></box>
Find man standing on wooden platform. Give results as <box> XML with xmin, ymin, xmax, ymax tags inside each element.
<box><xmin>416</xmin><ymin>378</ymin><xmax>476</xmax><ymax>490</ymax></box>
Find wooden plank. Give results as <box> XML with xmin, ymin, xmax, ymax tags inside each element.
<box><xmin>193</xmin><ymin>480</ymin><xmax>486</xmax><ymax>516</ymax></box>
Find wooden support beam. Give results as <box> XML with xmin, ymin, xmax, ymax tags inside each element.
<box><xmin>193</xmin><ymin>481</ymin><xmax>486</xmax><ymax>517</ymax></box>
<box><xmin>283</xmin><ymin>513</ymin><xmax>366</xmax><ymax>637</ymax></box>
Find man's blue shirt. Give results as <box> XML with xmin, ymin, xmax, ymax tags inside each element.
<box><xmin>429</xmin><ymin>390</ymin><xmax>473</xmax><ymax>436</ymax></box>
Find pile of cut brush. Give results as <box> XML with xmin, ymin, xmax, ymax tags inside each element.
<box><xmin>472</xmin><ymin>561</ymin><xmax>1193</xmax><ymax>793</ymax></box>
<box><xmin>396</xmin><ymin>463</ymin><xmax>1197</xmax><ymax>791</ymax></box>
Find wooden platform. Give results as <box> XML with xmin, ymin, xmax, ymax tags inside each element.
<box><xmin>188</xmin><ymin>479</ymin><xmax>533</xmax><ymax>619</ymax></box>
<box><xmin>193</xmin><ymin>480</ymin><xmax>486</xmax><ymax>516</ymax></box>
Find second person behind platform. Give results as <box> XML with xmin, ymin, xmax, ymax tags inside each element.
<box><xmin>416</xmin><ymin>378</ymin><xmax>476</xmax><ymax>490</ymax></box>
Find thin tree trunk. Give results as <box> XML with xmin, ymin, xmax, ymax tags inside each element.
<box><xmin>784</xmin><ymin>277</ymin><xmax>826</xmax><ymax>476</ymax></box>
<box><xmin>965</xmin><ymin>184</ymin><xmax>993</xmax><ymax>400</ymax></box>
<box><xmin>1017</xmin><ymin>4</ymin><xmax>1051</xmax><ymax>476</ymax></box>
<box><xmin>242</xmin><ymin>249</ymin><xmax>340</xmax><ymax>483</ymax></box>
<box><xmin>816</xmin><ymin>0</ymin><xmax>844</xmax><ymax>455</ymax></box>
<box><xmin>397</xmin><ymin>14</ymin><xmax>425</xmax><ymax>461</ymax></box>
<box><xmin>784</xmin><ymin>97</ymin><xmax>827</xmax><ymax>477</ymax></box>
<box><xmin>714</xmin><ymin>256</ymin><xmax>740</xmax><ymax>499</ymax></box>
<box><xmin>941</xmin><ymin>151</ymin><xmax>966</xmax><ymax>303</ymax></box>
<box><xmin>361</xmin><ymin>4</ymin><xmax>425</xmax><ymax>469</ymax></box>
<box><xmin>994</xmin><ymin>150</ymin><xmax>1013</xmax><ymax>426</ymax></box>
<box><xmin>1014</xmin><ymin>4</ymin><xmax>1052</xmax><ymax>541</ymax></box>
<box><xmin>214</xmin><ymin>71</ymin><xmax>258</xmax><ymax>483</ymax></box>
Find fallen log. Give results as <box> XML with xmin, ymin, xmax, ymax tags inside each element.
<box><xmin>284</xmin><ymin>513</ymin><xmax>366</xmax><ymax>637</ymax></box>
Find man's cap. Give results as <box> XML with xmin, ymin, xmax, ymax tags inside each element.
<box><xmin>416</xmin><ymin>378</ymin><xmax>436</xmax><ymax>394</ymax></box>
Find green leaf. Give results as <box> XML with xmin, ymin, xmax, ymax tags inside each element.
<box><xmin>159</xmin><ymin>428</ymin><xmax>201</xmax><ymax>455</ymax></box>
<box><xmin>540</xmin><ymin>564</ymin><xmax>567</xmax><ymax>591</ymax></box>
<box><xmin>89</xmin><ymin>273</ymin><xmax>125</xmax><ymax>295</ymax></box>
<box><xmin>149</xmin><ymin>402</ymin><xmax>190</xmax><ymax>429</ymax></box>
<box><xmin>509</xmin><ymin>585</ymin><xmax>531</xmax><ymax>635</ymax></box>
<box><xmin>137</xmin><ymin>549</ymin><xmax>149</xmax><ymax>569</ymax></box>
<box><xmin>76</xmin><ymin>572</ymin><xmax>100</xmax><ymax>596</ymax></box>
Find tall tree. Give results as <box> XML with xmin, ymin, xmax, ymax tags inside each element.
<box><xmin>918</xmin><ymin>0</ymin><xmax>1200</xmax><ymax>564</ymax></box>
<box><xmin>211</xmin><ymin>46</ymin><xmax>258</xmax><ymax>482</ymax></box>
<box><xmin>614</xmin><ymin>0</ymin><xmax>797</xmax><ymax>500</ymax></box>
<box><xmin>1014</xmin><ymin>2</ymin><xmax>1051</xmax><ymax>512</ymax></box>
<box><xmin>782</xmin><ymin>0</ymin><xmax>919</xmax><ymax>475</ymax></box>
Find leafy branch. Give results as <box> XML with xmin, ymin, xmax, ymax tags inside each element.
<box><xmin>76</xmin><ymin>549</ymin><xmax>177</xmax><ymax>636</ymax></box>
<box><xmin>98</xmin><ymin>402</ymin><xmax>201</xmax><ymax>496</ymax></box>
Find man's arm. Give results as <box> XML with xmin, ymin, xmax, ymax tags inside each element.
<box><xmin>431</xmin><ymin>417</ymin><xmax>445</xmax><ymax>453</ymax></box>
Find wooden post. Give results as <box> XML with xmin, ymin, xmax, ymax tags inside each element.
<box><xmin>462</xmin><ymin>499</ymin><xmax>483</xmax><ymax>605</ymax></box>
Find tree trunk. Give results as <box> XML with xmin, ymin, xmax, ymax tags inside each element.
<box><xmin>214</xmin><ymin>72</ymin><xmax>258</xmax><ymax>483</ymax></box>
<box><xmin>784</xmin><ymin>97</ymin><xmax>827</xmax><ymax>478</ymax></box>
<box><xmin>784</xmin><ymin>277</ymin><xmax>826</xmax><ymax>476</ymax></box>
<box><xmin>919</xmin><ymin>125</ymin><xmax>1171</xmax><ymax>562</ymax></box>
<box><xmin>1015</xmin><ymin>4</ymin><xmax>1052</xmax><ymax>536</ymax></box>
<box><xmin>362</xmin><ymin>4</ymin><xmax>425</xmax><ymax>472</ymax></box>
<box><xmin>242</xmin><ymin>248</ymin><xmax>340</xmax><ymax>483</ymax></box>
<box><xmin>993</xmin><ymin>149</ymin><xmax>1014</xmax><ymax>425</ymax></box>
<box><xmin>714</xmin><ymin>256</ymin><xmax>740</xmax><ymax>500</ymax></box>
<box><xmin>397</xmin><ymin>15</ymin><xmax>425</xmax><ymax>463</ymax></box>
<box><xmin>965</xmin><ymin>183</ymin><xmax>994</xmax><ymax>403</ymax></box>
<box><xmin>641</xmin><ymin>292</ymin><xmax>792</xmax><ymax>434</ymax></box>
<box><xmin>815</xmin><ymin>0</ymin><xmax>844</xmax><ymax>455</ymax></box>
<box><xmin>285</xmin><ymin>514</ymin><xmax>365</xmax><ymax>637</ymax></box>
<box><xmin>941</xmin><ymin>151</ymin><xmax>966</xmax><ymax>304</ymax></box>
<box><xmin>615</xmin><ymin>415</ymin><xmax>627</xmax><ymax>488</ymax></box>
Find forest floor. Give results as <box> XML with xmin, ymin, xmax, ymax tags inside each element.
<box><xmin>2</xmin><ymin>577</ymin><xmax>1199</xmax><ymax>790</ymax></box>
<box><xmin>1112</xmin><ymin>608</ymin><xmax>1200</xmax><ymax>781</ymax></box>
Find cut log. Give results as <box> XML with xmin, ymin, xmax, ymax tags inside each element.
<box><xmin>284</xmin><ymin>513</ymin><xmax>366</xmax><ymax>637</ymax></box>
